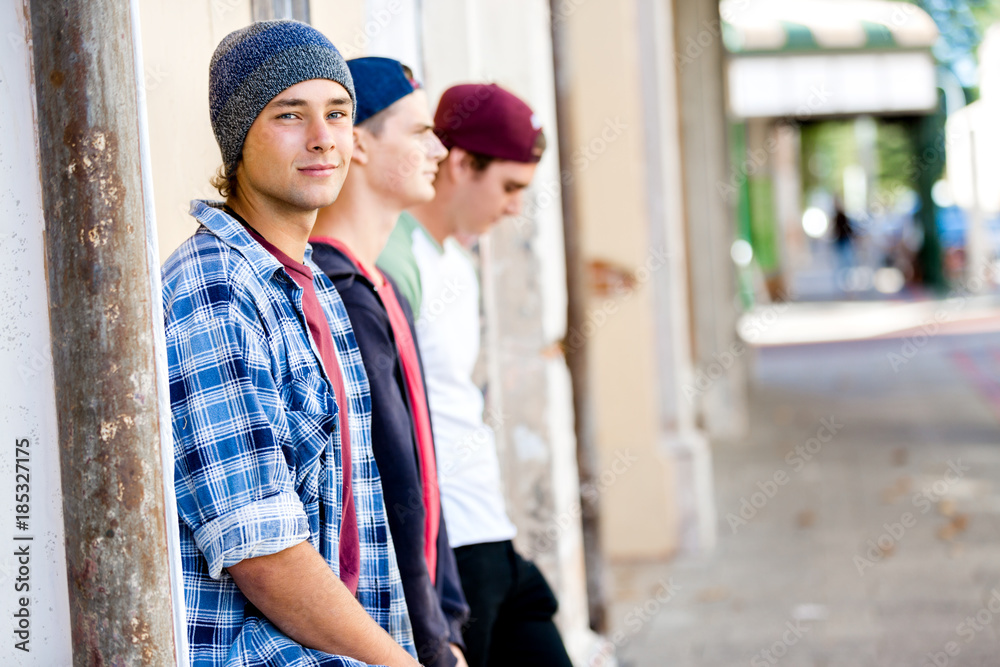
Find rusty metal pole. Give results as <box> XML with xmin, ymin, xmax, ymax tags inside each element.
<box><xmin>28</xmin><ymin>0</ymin><xmax>179</xmax><ymax>664</ymax></box>
<box><xmin>549</xmin><ymin>1</ymin><xmax>608</xmax><ymax>634</ymax></box>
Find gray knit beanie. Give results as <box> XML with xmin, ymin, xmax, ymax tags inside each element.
<box><xmin>209</xmin><ymin>20</ymin><xmax>355</xmax><ymax>176</ymax></box>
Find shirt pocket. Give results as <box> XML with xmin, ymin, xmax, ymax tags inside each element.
<box><xmin>282</xmin><ymin>372</ymin><xmax>338</xmax><ymax>506</ymax></box>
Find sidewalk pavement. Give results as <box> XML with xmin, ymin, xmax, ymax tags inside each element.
<box><xmin>609</xmin><ymin>319</ymin><xmax>1000</xmax><ymax>666</ymax></box>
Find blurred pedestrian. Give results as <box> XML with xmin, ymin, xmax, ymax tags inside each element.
<box><xmin>832</xmin><ymin>197</ymin><xmax>856</xmax><ymax>273</ymax></box>
<box><xmin>379</xmin><ymin>83</ymin><xmax>573</xmax><ymax>667</ymax></box>
<box><xmin>309</xmin><ymin>56</ymin><xmax>470</xmax><ymax>667</ymax></box>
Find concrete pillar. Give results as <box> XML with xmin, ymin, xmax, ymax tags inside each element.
<box><xmin>673</xmin><ymin>0</ymin><xmax>750</xmax><ymax>440</ymax></box>
<box><xmin>636</xmin><ymin>0</ymin><xmax>717</xmax><ymax>555</ymax></box>
<box><xmin>551</xmin><ymin>0</ymin><xmax>609</xmax><ymax>634</ymax></box>
<box><xmin>772</xmin><ymin>122</ymin><xmax>806</xmax><ymax>282</ymax></box>
<box><xmin>561</xmin><ymin>0</ymin><xmax>720</xmax><ymax>569</ymax></box>
<box><xmin>562</xmin><ymin>0</ymin><xmax>669</xmax><ymax>567</ymax></box>
<box><xmin>29</xmin><ymin>0</ymin><xmax>183</xmax><ymax>663</ymax></box>
<box><xmin>342</xmin><ymin>0</ymin><xmax>423</xmax><ymax>69</ymax></box>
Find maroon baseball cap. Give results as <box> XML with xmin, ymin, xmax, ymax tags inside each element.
<box><xmin>433</xmin><ymin>83</ymin><xmax>544</xmax><ymax>163</ymax></box>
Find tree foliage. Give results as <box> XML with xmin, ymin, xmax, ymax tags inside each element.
<box><xmin>905</xmin><ymin>0</ymin><xmax>1000</xmax><ymax>87</ymax></box>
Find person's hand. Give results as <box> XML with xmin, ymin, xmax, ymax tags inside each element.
<box><xmin>449</xmin><ymin>643</ymin><xmax>469</xmax><ymax>667</ymax></box>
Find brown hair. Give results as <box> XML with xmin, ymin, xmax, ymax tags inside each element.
<box><xmin>210</xmin><ymin>165</ymin><xmax>238</xmax><ymax>199</ymax></box>
<box><xmin>466</xmin><ymin>150</ymin><xmax>496</xmax><ymax>172</ymax></box>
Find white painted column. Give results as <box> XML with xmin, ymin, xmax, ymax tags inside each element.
<box><xmin>672</xmin><ymin>0</ymin><xmax>750</xmax><ymax>442</ymax></box>
<box><xmin>636</xmin><ymin>0</ymin><xmax>717</xmax><ymax>554</ymax></box>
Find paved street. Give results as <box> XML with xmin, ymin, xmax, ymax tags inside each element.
<box><xmin>610</xmin><ymin>307</ymin><xmax>1000</xmax><ymax>666</ymax></box>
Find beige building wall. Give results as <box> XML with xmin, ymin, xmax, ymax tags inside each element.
<box><xmin>564</xmin><ymin>0</ymin><xmax>681</xmax><ymax>561</ymax></box>
<box><xmin>310</xmin><ymin>3</ymin><xmax>366</xmax><ymax>57</ymax></box>
<box><xmin>140</xmin><ymin>0</ymin><xmax>250</xmax><ymax>261</ymax></box>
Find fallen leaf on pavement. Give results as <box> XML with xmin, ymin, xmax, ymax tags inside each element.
<box><xmin>696</xmin><ymin>587</ymin><xmax>731</xmax><ymax>603</ymax></box>
<box><xmin>881</xmin><ymin>476</ymin><xmax>912</xmax><ymax>504</ymax></box>
<box><xmin>937</xmin><ymin>514</ymin><xmax>969</xmax><ymax>541</ymax></box>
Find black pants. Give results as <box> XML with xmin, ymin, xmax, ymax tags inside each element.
<box><xmin>455</xmin><ymin>540</ymin><xmax>573</xmax><ymax>667</ymax></box>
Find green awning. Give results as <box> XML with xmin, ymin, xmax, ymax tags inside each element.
<box><xmin>721</xmin><ymin>0</ymin><xmax>939</xmax><ymax>55</ymax></box>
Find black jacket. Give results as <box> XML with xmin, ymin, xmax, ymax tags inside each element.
<box><xmin>311</xmin><ymin>242</ymin><xmax>469</xmax><ymax>667</ymax></box>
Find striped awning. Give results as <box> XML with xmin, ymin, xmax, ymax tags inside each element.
<box><xmin>721</xmin><ymin>0</ymin><xmax>939</xmax><ymax>54</ymax></box>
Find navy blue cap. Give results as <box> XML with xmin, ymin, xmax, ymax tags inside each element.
<box><xmin>347</xmin><ymin>57</ymin><xmax>418</xmax><ymax>125</ymax></box>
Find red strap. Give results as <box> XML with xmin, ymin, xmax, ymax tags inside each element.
<box><xmin>244</xmin><ymin>226</ymin><xmax>359</xmax><ymax>594</ymax></box>
<box><xmin>312</xmin><ymin>236</ymin><xmax>441</xmax><ymax>583</ymax></box>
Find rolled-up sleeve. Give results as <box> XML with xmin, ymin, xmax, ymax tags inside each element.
<box><xmin>168</xmin><ymin>280</ymin><xmax>308</xmax><ymax>579</ymax></box>
<box><xmin>193</xmin><ymin>491</ymin><xmax>309</xmax><ymax>579</ymax></box>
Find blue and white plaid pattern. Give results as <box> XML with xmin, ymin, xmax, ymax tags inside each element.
<box><xmin>163</xmin><ymin>201</ymin><xmax>415</xmax><ymax>666</ymax></box>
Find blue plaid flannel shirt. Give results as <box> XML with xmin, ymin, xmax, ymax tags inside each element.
<box><xmin>163</xmin><ymin>201</ymin><xmax>415</xmax><ymax>666</ymax></box>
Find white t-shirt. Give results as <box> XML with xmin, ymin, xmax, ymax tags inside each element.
<box><xmin>404</xmin><ymin>225</ymin><xmax>518</xmax><ymax>548</ymax></box>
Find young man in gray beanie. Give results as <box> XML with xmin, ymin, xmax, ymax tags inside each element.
<box><xmin>162</xmin><ymin>20</ymin><xmax>419</xmax><ymax>667</ymax></box>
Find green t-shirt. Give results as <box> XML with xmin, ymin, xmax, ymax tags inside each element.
<box><xmin>377</xmin><ymin>211</ymin><xmax>441</xmax><ymax>316</ymax></box>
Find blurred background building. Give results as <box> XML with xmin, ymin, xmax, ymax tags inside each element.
<box><xmin>6</xmin><ymin>0</ymin><xmax>1000</xmax><ymax>665</ymax></box>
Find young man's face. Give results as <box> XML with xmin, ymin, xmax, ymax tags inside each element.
<box><xmin>361</xmin><ymin>89</ymin><xmax>447</xmax><ymax>207</ymax></box>
<box><xmin>454</xmin><ymin>157</ymin><xmax>538</xmax><ymax>238</ymax></box>
<box><xmin>238</xmin><ymin>78</ymin><xmax>354</xmax><ymax>212</ymax></box>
